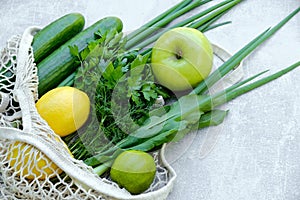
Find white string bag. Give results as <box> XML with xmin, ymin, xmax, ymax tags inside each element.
<box><xmin>0</xmin><ymin>26</ymin><xmax>243</xmax><ymax>200</ymax></box>
<box><xmin>0</xmin><ymin>27</ymin><xmax>176</xmax><ymax>200</ymax></box>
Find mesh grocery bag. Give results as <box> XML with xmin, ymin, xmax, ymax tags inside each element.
<box><xmin>0</xmin><ymin>27</ymin><xmax>176</xmax><ymax>200</ymax></box>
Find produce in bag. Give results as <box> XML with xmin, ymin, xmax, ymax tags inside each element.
<box><xmin>0</xmin><ymin>1</ymin><xmax>299</xmax><ymax>199</ymax></box>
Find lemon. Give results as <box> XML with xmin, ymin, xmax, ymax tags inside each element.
<box><xmin>36</xmin><ymin>86</ymin><xmax>90</xmax><ymax>137</ymax></box>
<box><xmin>7</xmin><ymin>138</ymin><xmax>72</xmax><ymax>180</ymax></box>
<box><xmin>110</xmin><ymin>150</ymin><xmax>156</xmax><ymax>194</ymax></box>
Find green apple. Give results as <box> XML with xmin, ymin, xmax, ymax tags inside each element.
<box><xmin>151</xmin><ymin>27</ymin><xmax>213</xmax><ymax>91</ymax></box>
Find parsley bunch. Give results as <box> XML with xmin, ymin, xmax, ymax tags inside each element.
<box><xmin>65</xmin><ymin>30</ymin><xmax>169</xmax><ymax>160</ymax></box>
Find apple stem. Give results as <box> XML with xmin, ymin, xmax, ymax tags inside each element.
<box><xmin>175</xmin><ymin>49</ymin><xmax>183</xmax><ymax>60</ymax></box>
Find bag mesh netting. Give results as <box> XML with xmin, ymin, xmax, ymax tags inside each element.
<box><xmin>0</xmin><ymin>27</ymin><xmax>176</xmax><ymax>200</ymax></box>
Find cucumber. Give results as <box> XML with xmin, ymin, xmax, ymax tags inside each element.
<box><xmin>32</xmin><ymin>13</ymin><xmax>85</xmax><ymax>63</ymax></box>
<box><xmin>37</xmin><ymin>16</ymin><xmax>123</xmax><ymax>96</ymax></box>
<box><xmin>57</xmin><ymin>72</ymin><xmax>76</xmax><ymax>87</ymax></box>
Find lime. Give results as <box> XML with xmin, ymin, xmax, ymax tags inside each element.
<box><xmin>110</xmin><ymin>150</ymin><xmax>156</xmax><ymax>194</ymax></box>
<box><xmin>36</xmin><ymin>86</ymin><xmax>90</xmax><ymax>137</ymax></box>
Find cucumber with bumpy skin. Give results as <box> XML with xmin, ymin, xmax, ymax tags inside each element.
<box><xmin>37</xmin><ymin>16</ymin><xmax>123</xmax><ymax>96</ymax></box>
<box><xmin>32</xmin><ymin>13</ymin><xmax>85</xmax><ymax>63</ymax></box>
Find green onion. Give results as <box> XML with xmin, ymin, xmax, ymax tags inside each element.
<box><xmin>200</xmin><ymin>21</ymin><xmax>231</xmax><ymax>32</ymax></box>
<box><xmin>189</xmin><ymin>0</ymin><xmax>239</xmax><ymax>29</ymax></box>
<box><xmin>85</xmin><ymin>7</ymin><xmax>300</xmax><ymax>176</ymax></box>
<box><xmin>193</xmin><ymin>6</ymin><xmax>300</xmax><ymax>95</ymax></box>
<box><xmin>126</xmin><ymin>0</ymin><xmax>194</xmax><ymax>41</ymax></box>
<box><xmin>212</xmin><ymin>61</ymin><xmax>300</xmax><ymax>108</ymax></box>
<box><xmin>125</xmin><ymin>0</ymin><xmax>212</xmax><ymax>49</ymax></box>
<box><xmin>131</xmin><ymin>0</ymin><xmax>240</xmax><ymax>50</ymax></box>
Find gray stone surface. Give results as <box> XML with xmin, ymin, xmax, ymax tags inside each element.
<box><xmin>1</xmin><ymin>0</ymin><xmax>300</xmax><ymax>199</ymax></box>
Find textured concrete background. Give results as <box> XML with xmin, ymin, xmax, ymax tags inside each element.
<box><xmin>1</xmin><ymin>0</ymin><xmax>300</xmax><ymax>199</ymax></box>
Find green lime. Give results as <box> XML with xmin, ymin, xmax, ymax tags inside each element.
<box><xmin>110</xmin><ymin>150</ymin><xmax>156</xmax><ymax>194</ymax></box>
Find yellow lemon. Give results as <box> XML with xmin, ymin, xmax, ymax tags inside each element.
<box><xmin>7</xmin><ymin>138</ymin><xmax>72</xmax><ymax>180</ymax></box>
<box><xmin>110</xmin><ymin>150</ymin><xmax>156</xmax><ymax>194</ymax></box>
<box><xmin>36</xmin><ymin>86</ymin><xmax>90</xmax><ymax>137</ymax></box>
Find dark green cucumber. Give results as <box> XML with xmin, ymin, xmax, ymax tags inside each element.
<box><xmin>32</xmin><ymin>13</ymin><xmax>85</xmax><ymax>63</ymax></box>
<box><xmin>37</xmin><ymin>16</ymin><xmax>123</xmax><ymax>96</ymax></box>
<box><xmin>57</xmin><ymin>72</ymin><xmax>76</xmax><ymax>87</ymax></box>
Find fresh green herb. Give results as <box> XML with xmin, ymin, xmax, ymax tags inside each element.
<box><xmin>65</xmin><ymin>30</ymin><xmax>169</xmax><ymax>159</ymax></box>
